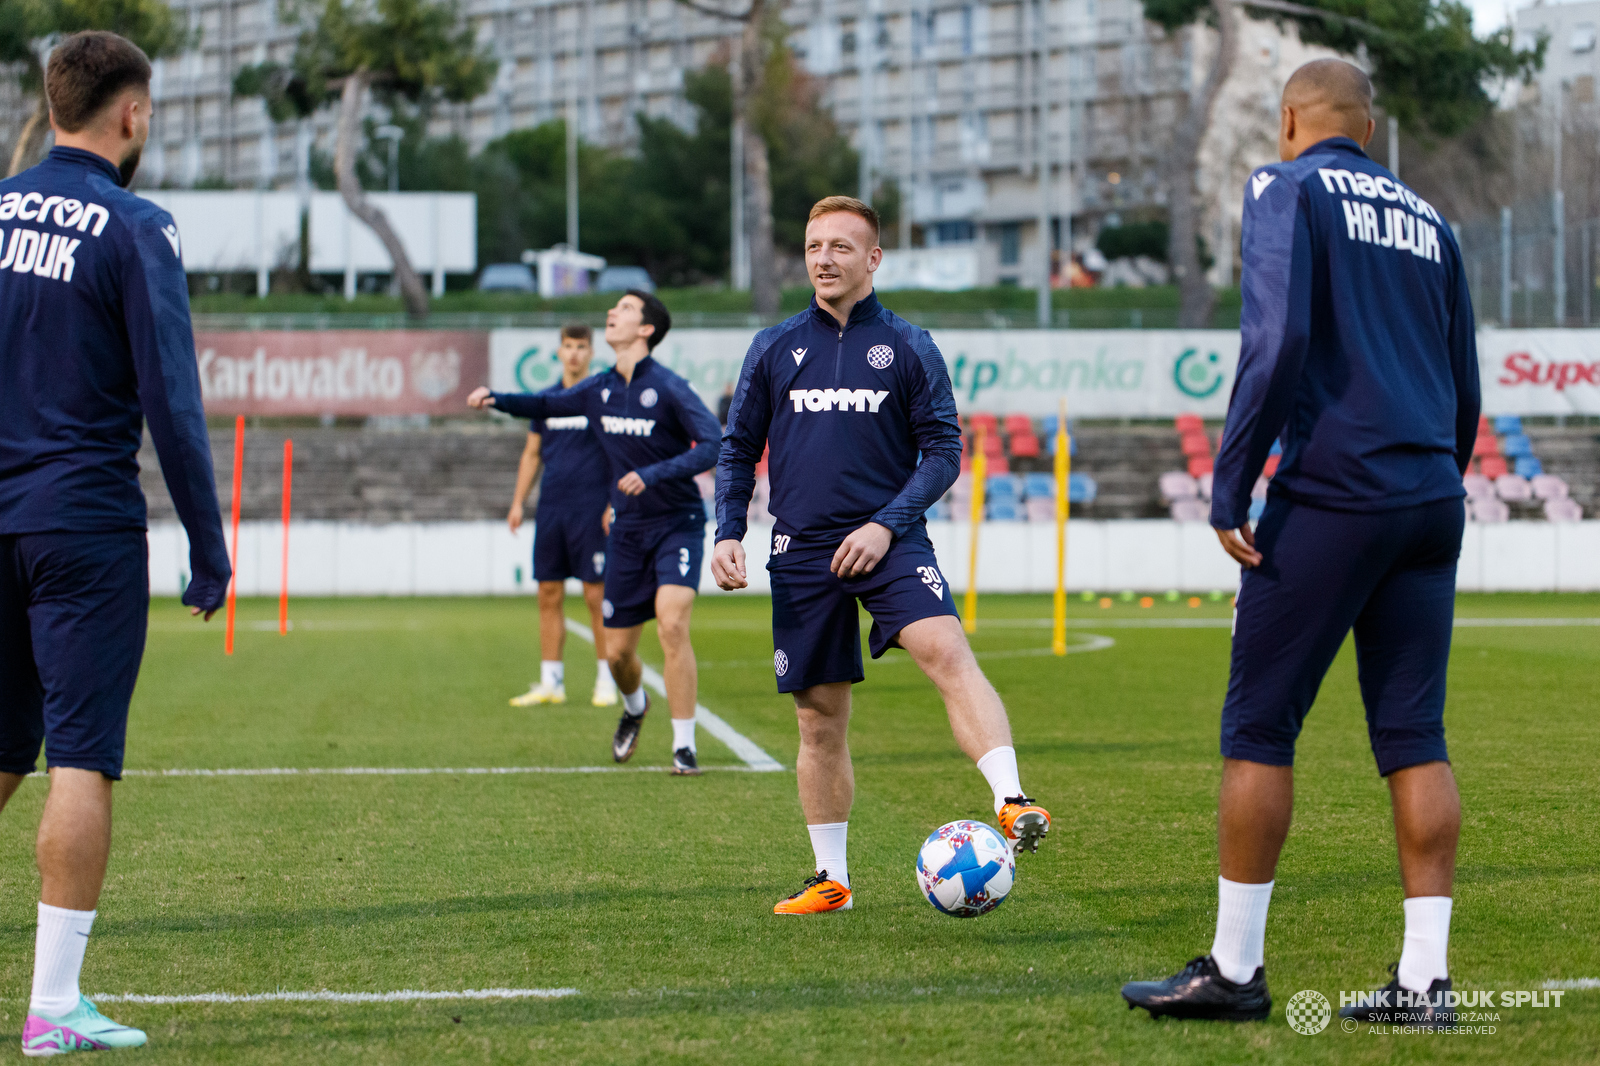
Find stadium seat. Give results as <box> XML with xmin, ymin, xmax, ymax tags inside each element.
<box><xmin>1472</xmin><ymin>434</ymin><xmax>1500</xmax><ymax>458</ymax></box>
<box><xmin>987</xmin><ymin>499</ymin><xmax>1023</xmax><ymax>521</ymax></box>
<box><xmin>1494</xmin><ymin>474</ymin><xmax>1533</xmax><ymax>502</ymax></box>
<box><xmin>1023</xmin><ymin>473</ymin><xmax>1056</xmax><ymax>499</ymax></box>
<box><xmin>1492</xmin><ymin>415</ymin><xmax>1523</xmax><ymax>436</ymax></box>
<box><xmin>1008</xmin><ymin>432</ymin><xmax>1041</xmax><ymax>458</ymax></box>
<box><xmin>1248</xmin><ymin>497</ymin><xmax>1266</xmax><ymax>522</ymax></box>
<box><xmin>1531</xmin><ymin>474</ymin><xmax>1569</xmax><ymax>500</ymax></box>
<box><xmin>924</xmin><ymin>502</ymin><xmax>951</xmax><ymax>521</ymax></box>
<box><xmin>1180</xmin><ymin>431</ymin><xmax>1211</xmax><ymax>458</ymax></box>
<box><xmin>695</xmin><ymin>471</ymin><xmax>715</xmax><ymax>499</ymax></box>
<box><xmin>981</xmin><ymin>433</ymin><xmax>1005</xmax><ymax>459</ymax></box>
<box><xmin>1251</xmin><ymin>476</ymin><xmax>1269</xmax><ymax>499</ymax></box>
<box><xmin>1480</xmin><ymin>455</ymin><xmax>1509</xmax><ymax>479</ymax></box>
<box><xmin>1170</xmin><ymin>499</ymin><xmax>1209</xmax><ymax>523</ymax></box>
<box><xmin>1187</xmin><ymin>456</ymin><xmax>1213</xmax><ymax>477</ymax></box>
<box><xmin>1262</xmin><ymin>454</ymin><xmax>1281</xmax><ymax>478</ymax></box>
<box><xmin>1469</xmin><ymin>497</ymin><xmax>1509</xmax><ymax>523</ymax></box>
<box><xmin>754</xmin><ymin>474</ymin><xmax>770</xmax><ymax>504</ymax></box>
<box><xmin>1045</xmin><ymin>431</ymin><xmax>1077</xmax><ymax>456</ymax></box>
<box><xmin>1197</xmin><ymin>472</ymin><xmax>1213</xmax><ymax>499</ymax></box>
<box><xmin>1501</xmin><ymin>433</ymin><xmax>1533</xmax><ymax>459</ymax></box>
<box><xmin>986</xmin><ymin>474</ymin><xmax>1023</xmax><ymax>499</ymax></box>
<box><xmin>1514</xmin><ymin>456</ymin><xmax>1542</xmax><ymax>479</ymax></box>
<box><xmin>1067</xmin><ymin>473</ymin><xmax>1097</xmax><ymax>504</ymax></box>
<box><xmin>1269</xmin><ymin>439</ymin><xmax>1283</xmax><ymax>456</ymax></box>
<box><xmin>1159</xmin><ymin>471</ymin><xmax>1198</xmax><ymax>501</ymax></box>
<box><xmin>1039</xmin><ymin>415</ymin><xmax>1074</xmax><ymax>438</ymax></box>
<box><xmin>1175</xmin><ymin>413</ymin><xmax>1204</xmax><ymax>433</ymax></box>
<box><xmin>1544</xmin><ymin>497</ymin><xmax>1583</xmax><ymax>522</ymax></box>
<box><xmin>1477</xmin><ymin>414</ymin><xmax>1492</xmax><ymax>435</ymax></box>
<box><xmin>1003</xmin><ymin>413</ymin><xmax>1034</xmax><ymax>436</ymax></box>
<box><xmin>1024</xmin><ymin>497</ymin><xmax>1056</xmax><ymax>522</ymax></box>
<box><xmin>1462</xmin><ymin>473</ymin><xmax>1494</xmax><ymax>499</ymax></box>
<box><xmin>966</xmin><ymin>412</ymin><xmax>999</xmax><ymax>436</ymax></box>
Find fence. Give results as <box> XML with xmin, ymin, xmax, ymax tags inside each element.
<box><xmin>1460</xmin><ymin>196</ymin><xmax>1600</xmax><ymax>327</ymax></box>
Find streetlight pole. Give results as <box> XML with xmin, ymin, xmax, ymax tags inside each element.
<box><xmin>374</xmin><ymin>124</ymin><xmax>403</xmax><ymax>193</ymax></box>
<box><xmin>1036</xmin><ymin>0</ymin><xmax>1053</xmax><ymax>328</ymax></box>
<box><xmin>1553</xmin><ymin>82</ymin><xmax>1565</xmax><ymax>326</ymax></box>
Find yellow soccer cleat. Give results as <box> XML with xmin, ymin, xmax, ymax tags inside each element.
<box><xmin>773</xmin><ymin>872</ymin><xmax>852</xmax><ymax>914</ymax></box>
<box><xmin>998</xmin><ymin>796</ymin><xmax>1052</xmax><ymax>854</ymax></box>
<box><xmin>509</xmin><ymin>682</ymin><xmax>565</xmax><ymax>707</ymax></box>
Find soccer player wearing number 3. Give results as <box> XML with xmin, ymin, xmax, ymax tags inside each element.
<box><xmin>1122</xmin><ymin>61</ymin><xmax>1479</xmax><ymax>1024</ymax></box>
<box><xmin>469</xmin><ymin>292</ymin><xmax>721</xmax><ymax>775</ymax></box>
<box><xmin>713</xmin><ymin>197</ymin><xmax>1050</xmax><ymax>915</ymax></box>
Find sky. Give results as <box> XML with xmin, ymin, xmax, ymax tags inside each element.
<box><xmin>1473</xmin><ymin>0</ymin><xmax>1592</xmax><ymax>35</ymax></box>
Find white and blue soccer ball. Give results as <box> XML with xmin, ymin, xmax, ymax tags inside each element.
<box><xmin>915</xmin><ymin>820</ymin><xmax>1015</xmax><ymax>917</ymax></box>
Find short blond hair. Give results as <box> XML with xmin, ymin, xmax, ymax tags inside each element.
<box><xmin>808</xmin><ymin>196</ymin><xmax>880</xmax><ymax>245</ymax></box>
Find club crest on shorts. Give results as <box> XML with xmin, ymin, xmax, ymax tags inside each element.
<box><xmin>917</xmin><ymin>565</ymin><xmax>944</xmax><ymax>598</ymax></box>
<box><xmin>602</xmin><ymin>598</ymin><xmax>614</xmax><ymax>619</ymax></box>
<box><xmin>866</xmin><ymin>344</ymin><xmax>894</xmax><ymax>370</ymax></box>
<box><xmin>593</xmin><ymin>552</ymin><xmax>605</xmax><ymax>575</ymax></box>
<box><xmin>640</xmin><ymin>388</ymin><xmax>658</xmax><ymax>408</ymax></box>
<box><xmin>774</xmin><ymin>649</ymin><xmax>789</xmax><ymax>676</ymax></box>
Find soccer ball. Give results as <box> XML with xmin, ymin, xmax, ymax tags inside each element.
<box><xmin>915</xmin><ymin>820</ymin><xmax>1015</xmax><ymax>917</ymax></box>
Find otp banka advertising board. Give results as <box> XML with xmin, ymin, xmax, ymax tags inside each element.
<box><xmin>489</xmin><ymin>329</ymin><xmax>1242</xmax><ymax>418</ymax></box>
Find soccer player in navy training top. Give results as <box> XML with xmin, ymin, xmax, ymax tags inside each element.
<box><xmin>1122</xmin><ymin>60</ymin><xmax>1479</xmax><ymax>1024</ymax></box>
<box><xmin>469</xmin><ymin>292</ymin><xmax>721</xmax><ymax>775</ymax></box>
<box><xmin>505</xmin><ymin>322</ymin><xmax>618</xmax><ymax>709</ymax></box>
<box><xmin>712</xmin><ymin>197</ymin><xmax>1051</xmax><ymax>915</ymax></box>
<box><xmin>0</xmin><ymin>32</ymin><xmax>231</xmax><ymax>1055</ymax></box>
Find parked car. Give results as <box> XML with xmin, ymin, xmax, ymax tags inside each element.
<box><xmin>596</xmin><ymin>265</ymin><xmax>655</xmax><ymax>293</ymax></box>
<box><xmin>477</xmin><ymin>263</ymin><xmax>536</xmax><ymax>292</ymax></box>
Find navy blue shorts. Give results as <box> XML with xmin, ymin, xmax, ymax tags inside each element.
<box><xmin>0</xmin><ymin>531</ymin><xmax>149</xmax><ymax>780</ymax></box>
<box><xmin>602</xmin><ymin>513</ymin><xmax>705</xmax><ymax>629</ymax></box>
<box><xmin>533</xmin><ymin>505</ymin><xmax>608</xmax><ymax>584</ymax></box>
<box><xmin>768</xmin><ymin>529</ymin><xmax>960</xmax><ymax>694</ymax></box>
<box><xmin>1221</xmin><ymin>495</ymin><xmax>1464</xmax><ymax>776</ymax></box>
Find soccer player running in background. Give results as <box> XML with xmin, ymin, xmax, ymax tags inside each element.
<box><xmin>1122</xmin><ymin>60</ymin><xmax>1479</xmax><ymax>1023</ymax></box>
<box><xmin>506</xmin><ymin>322</ymin><xmax>618</xmax><ymax>708</ymax></box>
<box><xmin>712</xmin><ymin>197</ymin><xmax>1050</xmax><ymax>915</ymax></box>
<box><xmin>0</xmin><ymin>32</ymin><xmax>232</xmax><ymax>1055</ymax></box>
<box><xmin>469</xmin><ymin>292</ymin><xmax>721</xmax><ymax>774</ymax></box>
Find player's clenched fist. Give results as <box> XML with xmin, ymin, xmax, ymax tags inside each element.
<box><xmin>711</xmin><ymin>539</ymin><xmax>748</xmax><ymax>590</ymax></box>
<box><xmin>466</xmin><ymin>386</ymin><xmax>495</xmax><ymax>409</ymax></box>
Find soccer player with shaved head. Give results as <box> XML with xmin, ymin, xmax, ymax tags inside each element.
<box><xmin>712</xmin><ymin>196</ymin><xmax>1051</xmax><ymax>915</ymax></box>
<box><xmin>0</xmin><ymin>31</ymin><xmax>233</xmax><ymax>1054</ymax></box>
<box><xmin>1122</xmin><ymin>59</ymin><xmax>1479</xmax><ymax>1024</ymax></box>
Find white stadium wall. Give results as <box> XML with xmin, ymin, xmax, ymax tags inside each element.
<box><xmin>148</xmin><ymin>519</ymin><xmax>1600</xmax><ymax>598</ymax></box>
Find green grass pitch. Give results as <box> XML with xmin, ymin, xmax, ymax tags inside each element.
<box><xmin>0</xmin><ymin>592</ymin><xmax>1593</xmax><ymax>1063</ymax></box>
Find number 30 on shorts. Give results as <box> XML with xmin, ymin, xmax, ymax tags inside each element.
<box><xmin>773</xmin><ymin>533</ymin><xmax>791</xmax><ymax>555</ymax></box>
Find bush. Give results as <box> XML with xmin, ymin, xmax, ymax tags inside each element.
<box><xmin>1096</xmin><ymin>221</ymin><xmax>1169</xmax><ymax>262</ymax></box>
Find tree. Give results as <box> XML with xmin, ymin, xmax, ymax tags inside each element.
<box><xmin>4</xmin><ymin>0</ymin><xmax>187</xmax><ymax>176</ymax></box>
<box><xmin>1141</xmin><ymin>0</ymin><xmax>1542</xmax><ymax>325</ymax></box>
<box><xmin>235</xmin><ymin>0</ymin><xmax>495</xmax><ymax>317</ymax></box>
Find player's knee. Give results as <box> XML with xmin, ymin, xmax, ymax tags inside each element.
<box><xmin>656</xmin><ymin>613</ymin><xmax>690</xmax><ymax>647</ymax></box>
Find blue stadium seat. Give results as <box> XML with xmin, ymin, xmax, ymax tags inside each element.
<box><xmin>1248</xmin><ymin>497</ymin><xmax>1266</xmax><ymax>522</ymax></box>
<box><xmin>1493</xmin><ymin>415</ymin><xmax>1523</xmax><ymax>436</ymax></box>
<box><xmin>1269</xmin><ymin>438</ymin><xmax>1283</xmax><ymax>456</ymax></box>
<box><xmin>986</xmin><ymin>474</ymin><xmax>1023</xmax><ymax>499</ymax></box>
<box><xmin>925</xmin><ymin>502</ymin><xmax>951</xmax><ymax>521</ymax></box>
<box><xmin>1067</xmin><ymin>473</ymin><xmax>1097</xmax><ymax>504</ymax></box>
<box><xmin>1501</xmin><ymin>433</ymin><xmax>1533</xmax><ymax>459</ymax></box>
<box><xmin>1045</xmin><ymin>432</ymin><xmax>1078</xmax><ymax>456</ymax></box>
<box><xmin>1022</xmin><ymin>473</ymin><xmax>1055</xmax><ymax>499</ymax></box>
<box><xmin>1040</xmin><ymin>415</ymin><xmax>1075</xmax><ymax>437</ymax></box>
<box><xmin>1515</xmin><ymin>456</ymin><xmax>1543</xmax><ymax>479</ymax></box>
<box><xmin>987</xmin><ymin>500</ymin><xmax>1023</xmax><ymax>521</ymax></box>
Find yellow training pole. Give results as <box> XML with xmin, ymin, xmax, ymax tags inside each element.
<box><xmin>1052</xmin><ymin>399</ymin><xmax>1071</xmax><ymax>656</ymax></box>
<box><xmin>963</xmin><ymin>426</ymin><xmax>987</xmax><ymax>634</ymax></box>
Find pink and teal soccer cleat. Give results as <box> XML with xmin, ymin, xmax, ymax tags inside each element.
<box><xmin>22</xmin><ymin>997</ymin><xmax>147</xmax><ymax>1057</ymax></box>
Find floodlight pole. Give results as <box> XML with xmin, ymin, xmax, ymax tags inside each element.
<box><xmin>1035</xmin><ymin>0</ymin><xmax>1053</xmax><ymax>329</ymax></box>
<box><xmin>374</xmin><ymin>124</ymin><xmax>403</xmax><ymax>193</ymax></box>
<box><xmin>1552</xmin><ymin>83</ymin><xmax>1565</xmax><ymax>326</ymax></box>
<box><xmin>730</xmin><ymin>38</ymin><xmax>749</xmax><ymax>291</ymax></box>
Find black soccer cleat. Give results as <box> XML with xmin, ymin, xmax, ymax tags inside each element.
<box><xmin>671</xmin><ymin>747</ymin><xmax>701</xmax><ymax>776</ymax></box>
<box><xmin>1121</xmin><ymin>955</ymin><xmax>1272</xmax><ymax>1021</ymax></box>
<box><xmin>1339</xmin><ymin>966</ymin><xmax>1453</xmax><ymax>1027</ymax></box>
<box><xmin>611</xmin><ymin>693</ymin><xmax>648</xmax><ymax>763</ymax></box>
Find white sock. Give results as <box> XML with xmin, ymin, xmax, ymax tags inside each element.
<box><xmin>595</xmin><ymin>660</ymin><xmax>614</xmax><ymax>687</ymax></box>
<box><xmin>1211</xmin><ymin>877</ymin><xmax>1273</xmax><ymax>984</ymax></box>
<box><xmin>1398</xmin><ymin>896</ymin><xmax>1452</xmax><ymax>992</ymax></box>
<box><xmin>975</xmin><ymin>745</ymin><xmax>1024</xmax><ymax>815</ymax></box>
<box><xmin>671</xmin><ymin>716</ymin><xmax>696</xmax><ymax>753</ymax></box>
<box><xmin>622</xmin><ymin>685</ymin><xmax>646</xmax><ymax>717</ymax></box>
<box><xmin>30</xmin><ymin>902</ymin><xmax>95</xmax><ymax>1017</ymax></box>
<box><xmin>540</xmin><ymin>660</ymin><xmax>564</xmax><ymax>689</ymax></box>
<box><xmin>807</xmin><ymin>822</ymin><xmax>849</xmax><ymax>888</ymax></box>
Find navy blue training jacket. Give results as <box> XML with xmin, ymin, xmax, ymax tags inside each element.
<box><xmin>528</xmin><ymin>381</ymin><xmax>611</xmax><ymax>520</ymax></box>
<box><xmin>0</xmin><ymin>147</ymin><xmax>230</xmax><ymax>611</ymax></box>
<box><xmin>1211</xmin><ymin>136</ymin><xmax>1480</xmax><ymax>531</ymax></box>
<box><xmin>491</xmin><ymin>354</ymin><xmax>720</xmax><ymax>528</ymax></box>
<box><xmin>715</xmin><ymin>292</ymin><xmax>962</xmax><ymax>551</ymax></box>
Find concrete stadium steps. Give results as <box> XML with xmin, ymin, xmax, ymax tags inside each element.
<box><xmin>1065</xmin><ymin>425</ymin><xmax>1187</xmax><ymax>519</ymax></box>
<box><xmin>1527</xmin><ymin>426</ymin><xmax>1600</xmax><ymax>515</ymax></box>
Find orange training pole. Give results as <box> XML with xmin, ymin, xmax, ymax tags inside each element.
<box><xmin>279</xmin><ymin>438</ymin><xmax>293</xmax><ymax>635</ymax></box>
<box><xmin>225</xmin><ymin>415</ymin><xmax>243</xmax><ymax>655</ymax></box>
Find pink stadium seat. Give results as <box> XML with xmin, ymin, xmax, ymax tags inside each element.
<box><xmin>1251</xmin><ymin>476</ymin><xmax>1269</xmax><ymax>499</ymax></box>
<box><xmin>1494</xmin><ymin>474</ymin><xmax>1532</xmax><ymax>502</ymax></box>
<box><xmin>1531</xmin><ymin>474</ymin><xmax>1569</xmax><ymax>500</ymax></box>
<box><xmin>694</xmin><ymin>471</ymin><xmax>715</xmax><ymax>499</ymax></box>
<box><xmin>753</xmin><ymin>474</ymin><xmax>770</xmax><ymax>504</ymax></box>
<box><xmin>1469</xmin><ymin>497</ymin><xmax>1510</xmax><ymax>523</ymax></box>
<box><xmin>1159</xmin><ymin>471</ymin><xmax>1198</xmax><ymax>501</ymax></box>
<box><xmin>1462</xmin><ymin>474</ymin><xmax>1493</xmax><ymax>499</ymax></box>
<box><xmin>1187</xmin><ymin>456</ymin><xmax>1213</xmax><ymax>477</ymax></box>
<box><xmin>1479</xmin><ymin>455</ymin><xmax>1509</xmax><ymax>480</ymax></box>
<box><xmin>1180</xmin><ymin>431</ymin><xmax>1211</xmax><ymax>458</ymax></box>
<box><xmin>1544</xmin><ymin>498</ymin><xmax>1583</xmax><ymax>522</ymax></box>
<box><xmin>1170</xmin><ymin>499</ymin><xmax>1210</xmax><ymax>523</ymax></box>
<box><xmin>1024</xmin><ymin>498</ymin><xmax>1055</xmax><ymax>522</ymax></box>
<box><xmin>1197</xmin><ymin>472</ymin><xmax>1214</xmax><ymax>499</ymax></box>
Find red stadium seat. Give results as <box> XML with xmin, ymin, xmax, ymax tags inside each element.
<box><xmin>1175</xmin><ymin>413</ymin><xmax>1204</xmax><ymax>433</ymax></box>
<box><xmin>1008</xmin><ymin>432</ymin><xmax>1041</xmax><ymax>458</ymax></box>
<box><xmin>967</xmin><ymin>412</ymin><xmax>999</xmax><ymax>435</ymax></box>
<box><xmin>1479</xmin><ymin>455</ymin><xmax>1509</xmax><ymax>479</ymax></box>
<box><xmin>1472</xmin><ymin>434</ymin><xmax>1500</xmax><ymax>457</ymax></box>
<box><xmin>1180</xmin><ymin>431</ymin><xmax>1211</xmax><ymax>458</ymax></box>
<box><xmin>1187</xmin><ymin>456</ymin><xmax>1214</xmax><ymax>477</ymax></box>
<box><xmin>982</xmin><ymin>433</ymin><xmax>1005</xmax><ymax>458</ymax></box>
<box><xmin>1263</xmin><ymin>454</ymin><xmax>1281</xmax><ymax>478</ymax></box>
<box><xmin>1003</xmin><ymin>413</ymin><xmax>1034</xmax><ymax>436</ymax></box>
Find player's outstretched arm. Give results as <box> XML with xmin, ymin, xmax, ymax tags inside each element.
<box><xmin>1210</xmin><ymin>173</ymin><xmax>1314</xmax><ymax>539</ymax></box>
<box><xmin>711</xmin><ymin>538</ymin><xmax>748</xmax><ymax>590</ymax></box>
<box><xmin>124</xmin><ymin>211</ymin><xmax>230</xmax><ymax>619</ymax></box>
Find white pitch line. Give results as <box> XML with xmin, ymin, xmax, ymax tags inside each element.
<box><xmin>977</xmin><ymin>617</ymin><xmax>1600</xmax><ymax>630</ymax></box>
<box><xmin>564</xmin><ymin>618</ymin><xmax>784</xmax><ymax>772</ymax></box>
<box><xmin>89</xmin><ymin>988</ymin><xmax>578</xmax><ymax>1005</ymax></box>
<box><xmin>118</xmin><ymin>765</ymin><xmax>777</xmax><ymax>778</ymax></box>
<box><xmin>1544</xmin><ymin>978</ymin><xmax>1600</xmax><ymax>990</ymax></box>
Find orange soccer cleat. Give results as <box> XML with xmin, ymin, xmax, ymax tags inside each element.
<box><xmin>998</xmin><ymin>796</ymin><xmax>1052</xmax><ymax>854</ymax></box>
<box><xmin>772</xmin><ymin>871</ymin><xmax>852</xmax><ymax>914</ymax></box>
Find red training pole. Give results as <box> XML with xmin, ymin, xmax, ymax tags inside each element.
<box><xmin>279</xmin><ymin>438</ymin><xmax>293</xmax><ymax>635</ymax></box>
<box><xmin>225</xmin><ymin>415</ymin><xmax>244</xmax><ymax>656</ymax></box>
